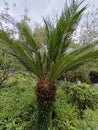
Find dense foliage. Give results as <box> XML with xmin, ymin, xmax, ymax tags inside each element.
<box><xmin>65</xmin><ymin>60</ymin><xmax>98</xmax><ymax>83</ymax></box>
<box><xmin>0</xmin><ymin>73</ymin><xmax>37</xmax><ymax>130</ymax></box>
<box><xmin>0</xmin><ymin>73</ymin><xmax>98</xmax><ymax>130</ymax></box>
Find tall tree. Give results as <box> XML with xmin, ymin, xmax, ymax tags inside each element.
<box><xmin>0</xmin><ymin>0</ymin><xmax>98</xmax><ymax>130</ymax></box>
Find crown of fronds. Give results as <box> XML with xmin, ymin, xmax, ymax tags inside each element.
<box><xmin>0</xmin><ymin>0</ymin><xmax>98</xmax><ymax>82</ymax></box>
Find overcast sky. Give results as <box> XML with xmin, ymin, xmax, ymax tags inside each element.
<box><xmin>0</xmin><ymin>0</ymin><xmax>98</xmax><ymax>25</ymax></box>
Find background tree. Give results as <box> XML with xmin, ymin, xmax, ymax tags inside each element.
<box><xmin>0</xmin><ymin>1</ymin><xmax>30</xmax><ymax>85</ymax></box>
<box><xmin>73</xmin><ymin>6</ymin><xmax>98</xmax><ymax>45</ymax></box>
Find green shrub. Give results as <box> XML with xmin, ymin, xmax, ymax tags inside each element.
<box><xmin>53</xmin><ymin>83</ymin><xmax>98</xmax><ymax>129</ymax></box>
<box><xmin>1</xmin><ymin>76</ymin><xmax>98</xmax><ymax>130</ymax></box>
<box><xmin>53</xmin><ymin>88</ymin><xmax>77</xmax><ymax>130</ymax></box>
<box><xmin>61</xmin><ymin>82</ymin><xmax>98</xmax><ymax>116</ymax></box>
<box><xmin>75</xmin><ymin>109</ymin><xmax>98</xmax><ymax>130</ymax></box>
<box><xmin>0</xmin><ymin>73</ymin><xmax>37</xmax><ymax>130</ymax></box>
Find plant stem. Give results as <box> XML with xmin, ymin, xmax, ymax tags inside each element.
<box><xmin>37</xmin><ymin>106</ymin><xmax>53</xmax><ymax>130</ymax></box>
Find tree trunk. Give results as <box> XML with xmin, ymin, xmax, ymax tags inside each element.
<box><xmin>35</xmin><ymin>78</ymin><xmax>56</xmax><ymax>130</ymax></box>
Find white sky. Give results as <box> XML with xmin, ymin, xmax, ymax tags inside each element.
<box><xmin>0</xmin><ymin>0</ymin><xmax>98</xmax><ymax>25</ymax></box>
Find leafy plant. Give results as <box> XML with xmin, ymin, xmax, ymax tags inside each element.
<box><xmin>75</xmin><ymin>109</ymin><xmax>98</xmax><ymax>130</ymax></box>
<box><xmin>0</xmin><ymin>73</ymin><xmax>37</xmax><ymax>130</ymax></box>
<box><xmin>1</xmin><ymin>0</ymin><xmax>98</xmax><ymax>129</ymax></box>
<box><xmin>53</xmin><ymin>88</ymin><xmax>77</xmax><ymax>130</ymax></box>
<box><xmin>1</xmin><ymin>75</ymin><xmax>98</xmax><ymax>130</ymax></box>
<box><xmin>62</xmin><ymin>82</ymin><xmax>98</xmax><ymax>117</ymax></box>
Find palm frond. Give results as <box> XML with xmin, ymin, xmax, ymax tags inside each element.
<box><xmin>49</xmin><ymin>42</ymin><xmax>98</xmax><ymax>82</ymax></box>
<box><xmin>17</xmin><ymin>22</ymin><xmax>38</xmax><ymax>53</ymax></box>
<box><xmin>5</xmin><ymin>50</ymin><xmax>33</xmax><ymax>71</ymax></box>
<box><xmin>44</xmin><ymin>0</ymin><xmax>86</xmax><ymax>63</ymax></box>
<box><xmin>0</xmin><ymin>30</ymin><xmax>43</xmax><ymax>80</ymax></box>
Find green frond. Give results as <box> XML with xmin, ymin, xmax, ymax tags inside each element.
<box><xmin>5</xmin><ymin>50</ymin><xmax>33</xmax><ymax>72</ymax></box>
<box><xmin>0</xmin><ymin>30</ymin><xmax>42</xmax><ymax>80</ymax></box>
<box><xmin>49</xmin><ymin>42</ymin><xmax>98</xmax><ymax>82</ymax></box>
<box><xmin>43</xmin><ymin>18</ymin><xmax>51</xmax><ymax>44</ymax></box>
<box><xmin>44</xmin><ymin>0</ymin><xmax>86</xmax><ymax>63</ymax></box>
<box><xmin>17</xmin><ymin>21</ymin><xmax>38</xmax><ymax>53</ymax></box>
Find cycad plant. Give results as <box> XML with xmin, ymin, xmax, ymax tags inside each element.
<box><xmin>0</xmin><ymin>0</ymin><xmax>98</xmax><ymax>130</ymax></box>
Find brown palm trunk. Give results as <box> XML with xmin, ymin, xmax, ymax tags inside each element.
<box><xmin>35</xmin><ymin>78</ymin><xmax>56</xmax><ymax>130</ymax></box>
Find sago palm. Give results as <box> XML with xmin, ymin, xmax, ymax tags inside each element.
<box><xmin>0</xmin><ymin>0</ymin><xmax>98</xmax><ymax>129</ymax></box>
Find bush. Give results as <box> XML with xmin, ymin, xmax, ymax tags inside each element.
<box><xmin>53</xmin><ymin>88</ymin><xmax>78</xmax><ymax>130</ymax></box>
<box><xmin>61</xmin><ymin>82</ymin><xmax>98</xmax><ymax>116</ymax></box>
<box><xmin>53</xmin><ymin>82</ymin><xmax>98</xmax><ymax>129</ymax></box>
<box><xmin>1</xmin><ymin>76</ymin><xmax>98</xmax><ymax>130</ymax></box>
<box><xmin>75</xmin><ymin>109</ymin><xmax>98</xmax><ymax>130</ymax></box>
<box><xmin>0</xmin><ymin>73</ymin><xmax>37</xmax><ymax>130</ymax></box>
